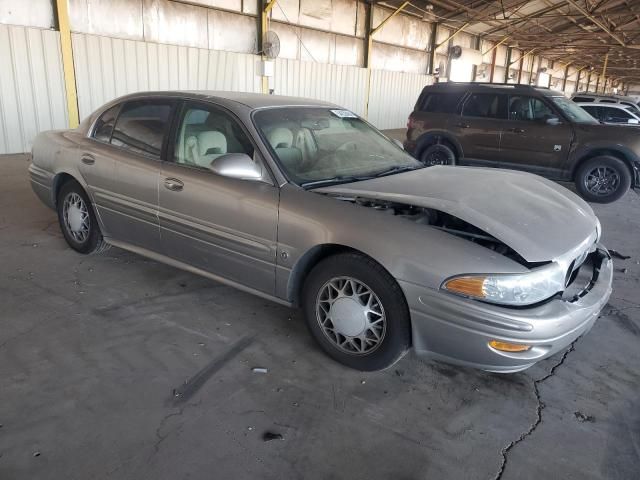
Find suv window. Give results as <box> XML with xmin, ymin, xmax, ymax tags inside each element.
<box><xmin>508</xmin><ymin>96</ymin><xmax>554</xmax><ymax>121</ymax></box>
<box><xmin>419</xmin><ymin>92</ymin><xmax>463</xmax><ymax>113</ymax></box>
<box><xmin>572</xmin><ymin>96</ymin><xmax>593</xmax><ymax>102</ymax></box>
<box><xmin>111</xmin><ymin>100</ymin><xmax>173</xmax><ymax>158</ymax></box>
<box><xmin>598</xmin><ymin>99</ymin><xmax>616</xmax><ymax>103</ymax></box>
<box><xmin>580</xmin><ymin>105</ymin><xmax>599</xmax><ymax>119</ymax></box>
<box><xmin>173</xmin><ymin>103</ymin><xmax>255</xmax><ymax>170</ymax></box>
<box><xmin>462</xmin><ymin>93</ymin><xmax>507</xmax><ymax>119</ymax></box>
<box><xmin>92</xmin><ymin>104</ymin><xmax>120</xmax><ymax>142</ymax></box>
<box><xmin>601</xmin><ymin>106</ymin><xmax>636</xmax><ymax>123</ymax></box>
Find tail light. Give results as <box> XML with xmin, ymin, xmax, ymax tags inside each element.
<box><xmin>407</xmin><ymin>116</ymin><xmax>415</xmax><ymax>129</ymax></box>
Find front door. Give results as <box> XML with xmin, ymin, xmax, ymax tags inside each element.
<box><xmin>453</xmin><ymin>92</ymin><xmax>506</xmax><ymax>164</ymax></box>
<box><xmin>158</xmin><ymin>101</ymin><xmax>279</xmax><ymax>295</ymax></box>
<box><xmin>95</xmin><ymin>99</ymin><xmax>175</xmax><ymax>252</ymax></box>
<box><xmin>498</xmin><ymin>95</ymin><xmax>572</xmax><ymax>177</ymax></box>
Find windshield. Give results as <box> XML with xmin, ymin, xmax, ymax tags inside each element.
<box><xmin>551</xmin><ymin>96</ymin><xmax>599</xmax><ymax>124</ymax></box>
<box><xmin>253</xmin><ymin>107</ymin><xmax>422</xmax><ymax>187</ymax></box>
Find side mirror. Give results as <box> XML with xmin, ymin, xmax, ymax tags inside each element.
<box><xmin>392</xmin><ymin>138</ymin><xmax>405</xmax><ymax>150</ymax></box>
<box><xmin>545</xmin><ymin>116</ymin><xmax>561</xmax><ymax>126</ymax></box>
<box><xmin>210</xmin><ymin>153</ymin><xmax>263</xmax><ymax>181</ymax></box>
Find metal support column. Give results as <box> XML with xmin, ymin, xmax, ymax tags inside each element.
<box><xmin>599</xmin><ymin>53</ymin><xmax>609</xmax><ymax>94</ymax></box>
<box><xmin>54</xmin><ymin>0</ymin><xmax>79</xmax><ymax>128</ymax></box>
<box><xmin>504</xmin><ymin>47</ymin><xmax>512</xmax><ymax>83</ymax></box>
<box><xmin>261</xmin><ymin>0</ymin><xmax>277</xmax><ymax>94</ymax></box>
<box><xmin>428</xmin><ymin>23</ymin><xmax>438</xmax><ymax>76</ymax></box>
<box><xmin>489</xmin><ymin>47</ymin><xmax>497</xmax><ymax>83</ymax></box>
<box><xmin>562</xmin><ymin>64</ymin><xmax>570</xmax><ymax>92</ymax></box>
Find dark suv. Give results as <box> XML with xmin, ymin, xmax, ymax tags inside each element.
<box><xmin>404</xmin><ymin>83</ymin><xmax>640</xmax><ymax>203</ymax></box>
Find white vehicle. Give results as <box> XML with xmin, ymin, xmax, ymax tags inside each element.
<box><xmin>576</xmin><ymin>102</ymin><xmax>640</xmax><ymax>126</ymax></box>
<box><xmin>571</xmin><ymin>92</ymin><xmax>640</xmax><ymax>116</ymax></box>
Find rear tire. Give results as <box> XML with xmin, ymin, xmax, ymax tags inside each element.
<box><xmin>575</xmin><ymin>156</ymin><xmax>631</xmax><ymax>204</ymax></box>
<box><xmin>420</xmin><ymin>143</ymin><xmax>456</xmax><ymax>166</ymax></box>
<box><xmin>57</xmin><ymin>180</ymin><xmax>110</xmax><ymax>254</ymax></box>
<box><xmin>302</xmin><ymin>253</ymin><xmax>411</xmax><ymax>371</ymax></box>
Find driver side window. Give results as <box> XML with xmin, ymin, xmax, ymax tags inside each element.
<box><xmin>173</xmin><ymin>103</ymin><xmax>255</xmax><ymax>170</ymax></box>
<box><xmin>508</xmin><ymin>96</ymin><xmax>553</xmax><ymax>121</ymax></box>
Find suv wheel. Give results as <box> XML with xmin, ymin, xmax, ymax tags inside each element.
<box><xmin>302</xmin><ymin>253</ymin><xmax>411</xmax><ymax>371</ymax></box>
<box><xmin>575</xmin><ymin>156</ymin><xmax>631</xmax><ymax>204</ymax></box>
<box><xmin>420</xmin><ymin>143</ymin><xmax>456</xmax><ymax>166</ymax></box>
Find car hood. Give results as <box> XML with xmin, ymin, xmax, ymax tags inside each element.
<box><xmin>315</xmin><ymin>166</ymin><xmax>598</xmax><ymax>263</ymax></box>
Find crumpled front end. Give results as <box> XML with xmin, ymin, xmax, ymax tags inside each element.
<box><xmin>404</xmin><ymin>246</ymin><xmax>612</xmax><ymax>372</ymax></box>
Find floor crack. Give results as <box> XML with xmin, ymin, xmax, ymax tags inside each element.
<box><xmin>492</xmin><ymin>340</ymin><xmax>578</xmax><ymax>480</ymax></box>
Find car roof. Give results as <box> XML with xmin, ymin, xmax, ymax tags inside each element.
<box><xmin>576</xmin><ymin>102</ymin><xmax>629</xmax><ymax>109</ymax></box>
<box><xmin>420</xmin><ymin>82</ymin><xmax>563</xmax><ymax>97</ymax></box>
<box><xmin>112</xmin><ymin>90</ymin><xmax>338</xmax><ymax>110</ymax></box>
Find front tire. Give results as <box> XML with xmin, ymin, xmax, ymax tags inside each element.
<box><xmin>420</xmin><ymin>143</ymin><xmax>456</xmax><ymax>166</ymax></box>
<box><xmin>575</xmin><ymin>156</ymin><xmax>631</xmax><ymax>203</ymax></box>
<box><xmin>302</xmin><ymin>253</ymin><xmax>411</xmax><ymax>371</ymax></box>
<box><xmin>57</xmin><ymin>180</ymin><xmax>110</xmax><ymax>254</ymax></box>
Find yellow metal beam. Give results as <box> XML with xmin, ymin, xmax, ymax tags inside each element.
<box><xmin>436</xmin><ymin>22</ymin><xmax>470</xmax><ymax>49</ymax></box>
<box><xmin>371</xmin><ymin>1</ymin><xmax>410</xmax><ymax>36</ymax></box>
<box><xmin>600</xmin><ymin>52</ymin><xmax>609</xmax><ymax>94</ymax></box>
<box><xmin>55</xmin><ymin>0</ymin><xmax>79</xmax><ymax>128</ymax></box>
<box><xmin>482</xmin><ymin>36</ymin><xmax>509</xmax><ymax>56</ymax></box>
<box><xmin>260</xmin><ymin>0</ymin><xmax>277</xmax><ymax>94</ymax></box>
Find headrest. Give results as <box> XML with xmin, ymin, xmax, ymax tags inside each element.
<box><xmin>267</xmin><ymin>127</ymin><xmax>293</xmax><ymax>149</ymax></box>
<box><xmin>197</xmin><ymin>131</ymin><xmax>227</xmax><ymax>156</ymax></box>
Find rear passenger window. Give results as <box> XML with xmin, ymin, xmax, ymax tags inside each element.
<box><xmin>419</xmin><ymin>93</ymin><xmax>463</xmax><ymax>113</ymax></box>
<box><xmin>462</xmin><ymin>94</ymin><xmax>506</xmax><ymax>119</ymax></box>
<box><xmin>581</xmin><ymin>106</ymin><xmax>599</xmax><ymax>119</ymax></box>
<box><xmin>92</xmin><ymin>104</ymin><xmax>120</xmax><ymax>142</ymax></box>
<box><xmin>110</xmin><ymin>100</ymin><xmax>173</xmax><ymax>158</ymax></box>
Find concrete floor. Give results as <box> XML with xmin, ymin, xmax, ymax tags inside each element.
<box><xmin>1</xmin><ymin>152</ymin><xmax>639</xmax><ymax>480</ymax></box>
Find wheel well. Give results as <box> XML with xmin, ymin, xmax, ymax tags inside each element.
<box><xmin>572</xmin><ymin>149</ymin><xmax>635</xmax><ymax>180</ymax></box>
<box><xmin>52</xmin><ymin>173</ymin><xmax>77</xmax><ymax>206</ymax></box>
<box><xmin>416</xmin><ymin>134</ymin><xmax>459</xmax><ymax>160</ymax></box>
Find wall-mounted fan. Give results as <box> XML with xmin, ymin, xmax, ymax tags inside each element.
<box><xmin>263</xmin><ymin>31</ymin><xmax>281</xmax><ymax>59</ymax></box>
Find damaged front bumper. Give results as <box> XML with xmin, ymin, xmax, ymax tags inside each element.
<box><xmin>402</xmin><ymin>246</ymin><xmax>613</xmax><ymax>373</ymax></box>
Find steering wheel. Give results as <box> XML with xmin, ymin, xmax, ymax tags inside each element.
<box><xmin>337</xmin><ymin>141</ymin><xmax>359</xmax><ymax>152</ymax></box>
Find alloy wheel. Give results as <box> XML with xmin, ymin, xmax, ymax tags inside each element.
<box><xmin>585</xmin><ymin>166</ymin><xmax>621</xmax><ymax>196</ymax></box>
<box><xmin>315</xmin><ymin>276</ymin><xmax>386</xmax><ymax>355</ymax></box>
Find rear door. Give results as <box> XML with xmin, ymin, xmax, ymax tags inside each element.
<box><xmin>453</xmin><ymin>92</ymin><xmax>507</xmax><ymax>164</ymax></box>
<box><xmin>158</xmin><ymin>101</ymin><xmax>279</xmax><ymax>295</ymax></box>
<box><xmin>97</xmin><ymin>99</ymin><xmax>175</xmax><ymax>252</ymax></box>
<box><xmin>498</xmin><ymin>95</ymin><xmax>572</xmax><ymax>177</ymax></box>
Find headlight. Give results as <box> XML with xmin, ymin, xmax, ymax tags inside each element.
<box><xmin>442</xmin><ymin>263</ymin><xmax>565</xmax><ymax>306</ymax></box>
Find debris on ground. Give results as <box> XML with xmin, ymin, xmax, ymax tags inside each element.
<box><xmin>33</xmin><ymin>451</ymin><xmax>41</xmax><ymax>457</ymax></box>
<box><xmin>252</xmin><ymin>367</ymin><xmax>268</xmax><ymax>374</ymax></box>
<box><xmin>609</xmin><ymin>250</ymin><xmax>631</xmax><ymax>260</ymax></box>
<box><xmin>395</xmin><ymin>369</ymin><xmax>404</xmax><ymax>377</ymax></box>
<box><xmin>617</xmin><ymin>268</ymin><xmax>628</xmax><ymax>274</ymax></box>
<box><xmin>574</xmin><ymin>411</ymin><xmax>595</xmax><ymax>423</ymax></box>
<box><xmin>262</xmin><ymin>431</ymin><xmax>284</xmax><ymax>441</ymax></box>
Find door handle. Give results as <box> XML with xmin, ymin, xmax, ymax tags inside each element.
<box><xmin>81</xmin><ymin>154</ymin><xmax>95</xmax><ymax>165</ymax></box>
<box><xmin>509</xmin><ymin>127</ymin><xmax>525</xmax><ymax>133</ymax></box>
<box><xmin>164</xmin><ymin>178</ymin><xmax>184</xmax><ymax>191</ymax></box>
<box><xmin>456</xmin><ymin>123</ymin><xmax>470</xmax><ymax>129</ymax></box>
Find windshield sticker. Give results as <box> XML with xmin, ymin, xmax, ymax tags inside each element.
<box><xmin>330</xmin><ymin>109</ymin><xmax>358</xmax><ymax>119</ymax></box>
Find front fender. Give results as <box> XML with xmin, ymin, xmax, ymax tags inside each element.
<box><xmin>275</xmin><ymin>184</ymin><xmax>527</xmax><ymax>303</ymax></box>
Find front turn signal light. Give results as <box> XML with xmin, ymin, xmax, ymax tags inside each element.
<box><xmin>443</xmin><ymin>276</ymin><xmax>487</xmax><ymax>298</ymax></box>
<box><xmin>489</xmin><ymin>340</ymin><xmax>532</xmax><ymax>353</ymax></box>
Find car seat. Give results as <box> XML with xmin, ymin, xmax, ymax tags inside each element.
<box><xmin>267</xmin><ymin>127</ymin><xmax>302</xmax><ymax>171</ymax></box>
<box><xmin>185</xmin><ymin>131</ymin><xmax>228</xmax><ymax>168</ymax></box>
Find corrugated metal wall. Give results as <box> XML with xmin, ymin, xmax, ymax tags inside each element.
<box><xmin>273</xmin><ymin>58</ymin><xmax>368</xmax><ymax>116</ymax></box>
<box><xmin>0</xmin><ymin>24</ymin><xmax>68</xmax><ymax>154</ymax></box>
<box><xmin>367</xmin><ymin>69</ymin><xmax>432</xmax><ymax>130</ymax></box>
<box><xmin>72</xmin><ymin>33</ymin><xmax>262</xmax><ymax>120</ymax></box>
